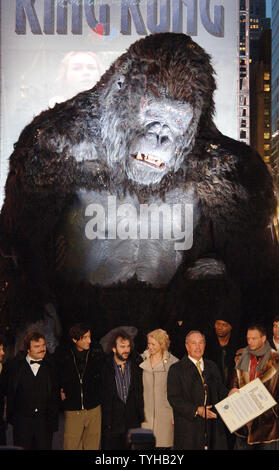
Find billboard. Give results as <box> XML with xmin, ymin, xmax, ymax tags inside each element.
<box><xmin>0</xmin><ymin>0</ymin><xmax>239</xmax><ymax>207</ymax></box>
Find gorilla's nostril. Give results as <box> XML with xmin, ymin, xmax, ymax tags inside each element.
<box><xmin>160</xmin><ymin>136</ymin><xmax>170</xmax><ymax>145</ymax></box>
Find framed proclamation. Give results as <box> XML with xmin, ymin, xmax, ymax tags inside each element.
<box><xmin>215</xmin><ymin>378</ymin><xmax>277</xmax><ymax>433</ymax></box>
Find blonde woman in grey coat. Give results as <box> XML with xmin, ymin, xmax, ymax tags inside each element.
<box><xmin>140</xmin><ymin>329</ymin><xmax>178</xmax><ymax>449</ymax></box>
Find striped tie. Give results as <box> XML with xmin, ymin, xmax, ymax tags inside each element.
<box><xmin>196</xmin><ymin>360</ymin><xmax>204</xmax><ymax>383</ymax></box>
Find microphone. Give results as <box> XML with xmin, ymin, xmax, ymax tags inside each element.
<box><xmin>202</xmin><ymin>371</ymin><xmax>208</xmax><ymax>388</ymax></box>
<box><xmin>202</xmin><ymin>372</ymin><xmax>208</xmax><ymax>406</ymax></box>
<box><xmin>203</xmin><ymin>383</ymin><xmax>208</xmax><ymax>406</ymax></box>
<box><xmin>202</xmin><ymin>373</ymin><xmax>209</xmax><ymax>450</ymax></box>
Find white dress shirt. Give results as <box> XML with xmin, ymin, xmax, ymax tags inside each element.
<box><xmin>26</xmin><ymin>354</ymin><xmax>42</xmax><ymax>376</ymax></box>
<box><xmin>188</xmin><ymin>355</ymin><xmax>204</xmax><ymax>372</ymax></box>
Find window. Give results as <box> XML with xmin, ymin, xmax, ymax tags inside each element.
<box><xmin>264</xmin><ymin>72</ymin><xmax>270</xmax><ymax>81</ymax></box>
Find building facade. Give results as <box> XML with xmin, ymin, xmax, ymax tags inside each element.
<box><xmin>250</xmin><ymin>27</ymin><xmax>272</xmax><ymax>165</ymax></box>
<box><xmin>248</xmin><ymin>0</ymin><xmax>272</xmax><ymax>165</ymax></box>
<box><xmin>239</xmin><ymin>0</ymin><xmax>250</xmax><ymax>145</ymax></box>
<box><xmin>271</xmin><ymin>0</ymin><xmax>279</xmax><ymax>189</ymax></box>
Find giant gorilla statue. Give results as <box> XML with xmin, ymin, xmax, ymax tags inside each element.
<box><xmin>0</xmin><ymin>33</ymin><xmax>278</xmax><ymax>353</ymax></box>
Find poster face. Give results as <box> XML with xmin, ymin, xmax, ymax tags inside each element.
<box><xmin>0</xmin><ymin>0</ymin><xmax>238</xmax><ymax>207</ymax></box>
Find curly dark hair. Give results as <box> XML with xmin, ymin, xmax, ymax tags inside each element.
<box><xmin>68</xmin><ymin>322</ymin><xmax>91</xmax><ymax>342</ymax></box>
<box><xmin>110</xmin><ymin>328</ymin><xmax>134</xmax><ymax>351</ymax></box>
<box><xmin>23</xmin><ymin>331</ymin><xmax>45</xmax><ymax>351</ymax></box>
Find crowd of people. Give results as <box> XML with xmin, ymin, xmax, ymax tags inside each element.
<box><xmin>0</xmin><ymin>314</ymin><xmax>279</xmax><ymax>451</ymax></box>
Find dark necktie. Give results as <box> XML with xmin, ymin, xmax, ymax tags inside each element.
<box><xmin>30</xmin><ymin>360</ymin><xmax>42</xmax><ymax>365</ymax></box>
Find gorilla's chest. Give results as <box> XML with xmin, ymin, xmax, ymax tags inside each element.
<box><xmin>55</xmin><ymin>188</ymin><xmax>198</xmax><ymax>287</ymax></box>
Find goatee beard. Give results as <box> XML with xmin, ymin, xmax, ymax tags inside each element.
<box><xmin>115</xmin><ymin>351</ymin><xmax>129</xmax><ymax>362</ymax></box>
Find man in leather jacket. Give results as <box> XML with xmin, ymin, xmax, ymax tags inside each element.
<box><xmin>231</xmin><ymin>324</ymin><xmax>279</xmax><ymax>450</ymax></box>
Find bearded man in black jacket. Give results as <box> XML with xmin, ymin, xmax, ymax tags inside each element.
<box><xmin>101</xmin><ymin>329</ymin><xmax>144</xmax><ymax>450</ymax></box>
<box><xmin>55</xmin><ymin>322</ymin><xmax>104</xmax><ymax>450</ymax></box>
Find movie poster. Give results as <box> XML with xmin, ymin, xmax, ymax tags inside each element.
<box><xmin>0</xmin><ymin>0</ymin><xmax>238</xmax><ymax>207</ymax></box>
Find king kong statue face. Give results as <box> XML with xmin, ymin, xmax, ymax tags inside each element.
<box><xmin>95</xmin><ymin>33</ymin><xmax>215</xmax><ymax>188</ymax></box>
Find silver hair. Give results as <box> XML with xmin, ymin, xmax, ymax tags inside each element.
<box><xmin>185</xmin><ymin>330</ymin><xmax>206</xmax><ymax>344</ymax></box>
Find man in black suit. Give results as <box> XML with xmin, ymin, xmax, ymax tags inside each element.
<box><xmin>101</xmin><ymin>328</ymin><xmax>144</xmax><ymax>450</ymax></box>
<box><xmin>167</xmin><ymin>330</ymin><xmax>232</xmax><ymax>450</ymax></box>
<box><xmin>6</xmin><ymin>331</ymin><xmax>59</xmax><ymax>450</ymax></box>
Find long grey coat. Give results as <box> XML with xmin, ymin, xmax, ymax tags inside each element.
<box><xmin>140</xmin><ymin>350</ymin><xmax>178</xmax><ymax>447</ymax></box>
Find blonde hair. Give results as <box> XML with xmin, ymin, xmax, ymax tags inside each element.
<box><xmin>147</xmin><ymin>329</ymin><xmax>170</xmax><ymax>352</ymax></box>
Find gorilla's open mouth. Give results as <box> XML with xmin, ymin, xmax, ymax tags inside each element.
<box><xmin>131</xmin><ymin>152</ymin><xmax>166</xmax><ymax>170</ymax></box>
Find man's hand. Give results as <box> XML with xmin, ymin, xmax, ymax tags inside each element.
<box><xmin>60</xmin><ymin>388</ymin><xmax>66</xmax><ymax>401</ymax></box>
<box><xmin>197</xmin><ymin>405</ymin><xmax>217</xmax><ymax>419</ymax></box>
<box><xmin>228</xmin><ymin>388</ymin><xmax>240</xmax><ymax>395</ymax></box>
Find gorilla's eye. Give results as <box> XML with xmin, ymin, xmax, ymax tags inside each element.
<box><xmin>117</xmin><ymin>76</ymin><xmax>125</xmax><ymax>90</ymax></box>
<box><xmin>175</xmin><ymin>119</ymin><xmax>184</xmax><ymax>130</ymax></box>
<box><xmin>146</xmin><ymin>110</ymin><xmax>157</xmax><ymax>119</ymax></box>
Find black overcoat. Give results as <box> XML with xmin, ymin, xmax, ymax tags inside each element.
<box><xmin>167</xmin><ymin>356</ymin><xmax>228</xmax><ymax>450</ymax></box>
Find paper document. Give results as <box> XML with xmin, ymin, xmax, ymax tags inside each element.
<box><xmin>215</xmin><ymin>378</ymin><xmax>277</xmax><ymax>433</ymax></box>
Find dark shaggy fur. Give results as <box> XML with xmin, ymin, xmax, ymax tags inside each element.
<box><xmin>0</xmin><ymin>33</ymin><xmax>278</xmax><ymax>351</ymax></box>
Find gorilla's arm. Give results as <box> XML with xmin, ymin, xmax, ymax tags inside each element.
<box><xmin>0</xmin><ymin>92</ymin><xmax>107</xmax><ymax>323</ymax></box>
<box><xmin>191</xmin><ymin>133</ymin><xmax>279</xmax><ymax>280</ymax></box>
<box><xmin>0</xmin><ymin>91</ymin><xmax>107</xmax><ymax>245</ymax></box>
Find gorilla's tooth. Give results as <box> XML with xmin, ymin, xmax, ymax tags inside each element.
<box><xmin>133</xmin><ymin>152</ymin><xmax>165</xmax><ymax>169</ymax></box>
